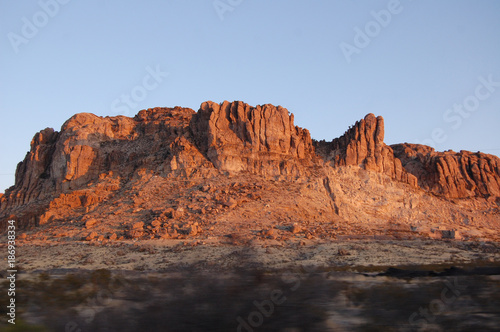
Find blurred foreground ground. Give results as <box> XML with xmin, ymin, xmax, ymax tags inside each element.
<box><xmin>1</xmin><ymin>238</ymin><xmax>500</xmax><ymax>332</ymax></box>
<box><xmin>1</xmin><ymin>266</ymin><xmax>499</xmax><ymax>332</ymax></box>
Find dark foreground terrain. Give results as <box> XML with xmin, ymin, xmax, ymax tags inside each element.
<box><xmin>1</xmin><ymin>265</ymin><xmax>500</xmax><ymax>332</ymax></box>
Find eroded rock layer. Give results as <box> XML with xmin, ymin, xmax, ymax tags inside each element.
<box><xmin>191</xmin><ymin>101</ymin><xmax>316</xmax><ymax>176</ymax></box>
<box><xmin>0</xmin><ymin>101</ymin><xmax>317</xmax><ymax>229</ymax></box>
<box><xmin>0</xmin><ymin>101</ymin><xmax>499</xmax><ymax>238</ymax></box>
<box><xmin>314</xmin><ymin>114</ymin><xmax>417</xmax><ymax>187</ymax></box>
<box><xmin>392</xmin><ymin>143</ymin><xmax>500</xmax><ymax>199</ymax></box>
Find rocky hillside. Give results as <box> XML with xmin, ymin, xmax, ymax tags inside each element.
<box><xmin>392</xmin><ymin>143</ymin><xmax>500</xmax><ymax>199</ymax></box>
<box><xmin>1</xmin><ymin>101</ymin><xmax>499</xmax><ymax>241</ymax></box>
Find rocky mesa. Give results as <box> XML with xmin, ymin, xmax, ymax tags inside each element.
<box><xmin>1</xmin><ymin>101</ymin><xmax>499</xmax><ymax>242</ymax></box>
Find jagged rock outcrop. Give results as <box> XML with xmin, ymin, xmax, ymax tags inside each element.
<box><xmin>191</xmin><ymin>101</ymin><xmax>316</xmax><ymax>176</ymax></box>
<box><xmin>392</xmin><ymin>143</ymin><xmax>500</xmax><ymax>199</ymax></box>
<box><xmin>0</xmin><ymin>107</ymin><xmax>204</xmax><ymax>225</ymax></box>
<box><xmin>1</xmin><ymin>101</ymin><xmax>499</xmax><ymax>237</ymax></box>
<box><xmin>315</xmin><ymin>114</ymin><xmax>417</xmax><ymax>187</ymax></box>
<box><xmin>10</xmin><ymin>128</ymin><xmax>59</xmax><ymax>206</ymax></box>
<box><xmin>0</xmin><ymin>101</ymin><xmax>317</xmax><ymax>229</ymax></box>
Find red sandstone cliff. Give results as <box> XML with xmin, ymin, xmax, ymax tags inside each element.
<box><xmin>392</xmin><ymin>143</ymin><xmax>500</xmax><ymax>199</ymax></box>
<box><xmin>191</xmin><ymin>101</ymin><xmax>316</xmax><ymax>176</ymax></box>
<box><xmin>314</xmin><ymin>113</ymin><xmax>417</xmax><ymax>187</ymax></box>
<box><xmin>0</xmin><ymin>102</ymin><xmax>499</xmax><ymax>239</ymax></box>
<box><xmin>0</xmin><ymin>101</ymin><xmax>317</xmax><ymax>229</ymax></box>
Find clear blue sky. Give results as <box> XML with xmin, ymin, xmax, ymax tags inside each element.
<box><xmin>1</xmin><ymin>0</ymin><xmax>500</xmax><ymax>193</ymax></box>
